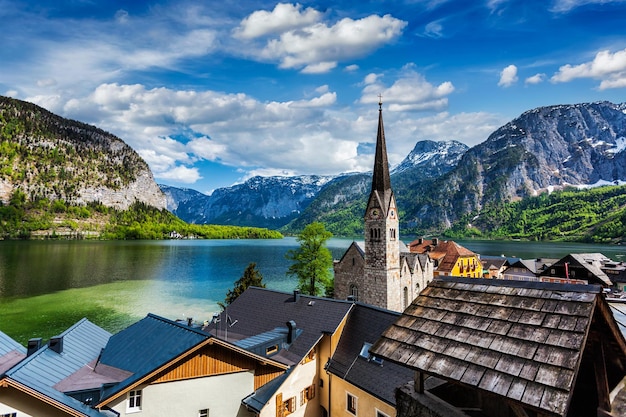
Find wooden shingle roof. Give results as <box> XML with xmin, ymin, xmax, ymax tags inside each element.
<box><xmin>370</xmin><ymin>277</ymin><xmax>626</xmax><ymax>417</ymax></box>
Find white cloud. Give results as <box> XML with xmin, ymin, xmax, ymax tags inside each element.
<box><xmin>345</xmin><ymin>64</ymin><xmax>359</xmax><ymax>72</ymax></box>
<box><xmin>260</xmin><ymin>14</ymin><xmax>407</xmax><ymax>72</ymax></box>
<box><xmin>364</xmin><ymin>73</ymin><xmax>380</xmax><ymax>85</ymax></box>
<box><xmin>155</xmin><ymin>165</ymin><xmax>202</xmax><ymax>184</ymax></box>
<box><xmin>550</xmin><ymin>0</ymin><xmax>626</xmax><ymax>13</ymax></box>
<box><xmin>551</xmin><ymin>48</ymin><xmax>626</xmax><ymax>89</ymax></box>
<box><xmin>498</xmin><ymin>64</ymin><xmax>518</xmax><ymax>87</ymax></box>
<box><xmin>360</xmin><ymin>69</ymin><xmax>455</xmax><ymax>112</ymax></box>
<box><xmin>424</xmin><ymin>20</ymin><xmax>444</xmax><ymax>38</ymax></box>
<box><xmin>525</xmin><ymin>73</ymin><xmax>545</xmax><ymax>84</ymax></box>
<box><xmin>301</xmin><ymin>62</ymin><xmax>338</xmax><ymax>74</ymax></box>
<box><xmin>233</xmin><ymin>3</ymin><xmax>322</xmax><ymax>39</ymax></box>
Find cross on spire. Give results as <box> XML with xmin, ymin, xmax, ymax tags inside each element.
<box><xmin>378</xmin><ymin>94</ymin><xmax>383</xmax><ymax>110</ymax></box>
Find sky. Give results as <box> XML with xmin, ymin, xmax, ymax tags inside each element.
<box><xmin>2</xmin><ymin>0</ymin><xmax>626</xmax><ymax>194</ymax></box>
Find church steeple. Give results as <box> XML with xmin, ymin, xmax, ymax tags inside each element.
<box><xmin>372</xmin><ymin>96</ymin><xmax>392</xmax><ymax>194</ymax></box>
<box><xmin>361</xmin><ymin>97</ymin><xmax>402</xmax><ymax>312</ymax></box>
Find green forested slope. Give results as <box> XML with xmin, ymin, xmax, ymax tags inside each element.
<box><xmin>444</xmin><ymin>185</ymin><xmax>626</xmax><ymax>243</ymax></box>
<box><xmin>0</xmin><ymin>191</ymin><xmax>282</xmax><ymax>240</ymax></box>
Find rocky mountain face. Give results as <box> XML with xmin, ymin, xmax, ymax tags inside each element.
<box><xmin>165</xmin><ymin>175</ymin><xmax>337</xmax><ymax>229</ymax></box>
<box><xmin>403</xmin><ymin>101</ymin><xmax>626</xmax><ymax>231</ymax></box>
<box><xmin>0</xmin><ymin>96</ymin><xmax>165</xmax><ymax>210</ymax></box>
<box><xmin>391</xmin><ymin>139</ymin><xmax>469</xmax><ymax>177</ymax></box>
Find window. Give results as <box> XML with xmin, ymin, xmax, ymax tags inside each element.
<box><xmin>127</xmin><ymin>389</ymin><xmax>142</xmax><ymax>412</ymax></box>
<box><xmin>403</xmin><ymin>286</ymin><xmax>409</xmax><ymax>309</ymax></box>
<box><xmin>1</xmin><ymin>413</ymin><xmax>17</xmax><ymax>417</ymax></box>
<box><xmin>199</xmin><ymin>409</ymin><xmax>209</xmax><ymax>417</ymax></box>
<box><xmin>300</xmin><ymin>384</ymin><xmax>316</xmax><ymax>405</ymax></box>
<box><xmin>283</xmin><ymin>397</ymin><xmax>296</xmax><ymax>415</ymax></box>
<box><xmin>376</xmin><ymin>410</ymin><xmax>390</xmax><ymax>417</ymax></box>
<box><xmin>350</xmin><ymin>284</ymin><xmax>359</xmax><ymax>301</ymax></box>
<box><xmin>346</xmin><ymin>393</ymin><xmax>357</xmax><ymax>415</ymax></box>
<box><xmin>266</xmin><ymin>344</ymin><xmax>278</xmax><ymax>355</ymax></box>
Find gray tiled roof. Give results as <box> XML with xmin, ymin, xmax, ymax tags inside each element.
<box><xmin>4</xmin><ymin>318</ymin><xmax>111</xmax><ymax>417</ymax></box>
<box><xmin>326</xmin><ymin>303</ymin><xmax>413</xmax><ymax>406</ymax></box>
<box><xmin>206</xmin><ymin>287</ymin><xmax>354</xmax><ymax>365</ymax></box>
<box><xmin>98</xmin><ymin>313</ymin><xmax>210</xmax><ymax>401</ymax></box>
<box><xmin>371</xmin><ymin>277</ymin><xmax>625</xmax><ymax>417</ymax></box>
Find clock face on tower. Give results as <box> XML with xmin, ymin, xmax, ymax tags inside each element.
<box><xmin>369</xmin><ymin>208</ymin><xmax>381</xmax><ymax>219</ymax></box>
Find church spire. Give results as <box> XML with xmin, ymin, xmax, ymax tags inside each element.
<box><xmin>371</xmin><ymin>95</ymin><xmax>391</xmax><ymax>194</ymax></box>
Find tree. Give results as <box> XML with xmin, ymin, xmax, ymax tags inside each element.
<box><xmin>219</xmin><ymin>262</ymin><xmax>266</xmax><ymax>308</ymax></box>
<box><xmin>285</xmin><ymin>222</ymin><xmax>333</xmax><ymax>296</ymax></box>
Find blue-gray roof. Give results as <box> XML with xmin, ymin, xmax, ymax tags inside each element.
<box><xmin>0</xmin><ymin>330</ymin><xmax>26</xmax><ymax>375</ymax></box>
<box><xmin>99</xmin><ymin>313</ymin><xmax>210</xmax><ymax>401</ymax></box>
<box><xmin>242</xmin><ymin>369</ymin><xmax>291</xmax><ymax>412</ymax></box>
<box><xmin>4</xmin><ymin>318</ymin><xmax>111</xmax><ymax>417</ymax></box>
<box><xmin>0</xmin><ymin>331</ymin><xmax>25</xmax><ymax>356</ymax></box>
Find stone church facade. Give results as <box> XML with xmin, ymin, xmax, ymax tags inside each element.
<box><xmin>333</xmin><ymin>101</ymin><xmax>433</xmax><ymax>312</ymax></box>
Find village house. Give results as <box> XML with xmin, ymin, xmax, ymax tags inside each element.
<box><xmin>480</xmin><ymin>255</ymin><xmax>509</xmax><ymax>279</ymax></box>
<box><xmin>84</xmin><ymin>313</ymin><xmax>285</xmax><ymax>416</ymax></box>
<box><xmin>0</xmin><ymin>319</ymin><xmax>113</xmax><ymax>417</ymax></box>
<box><xmin>325</xmin><ymin>303</ymin><xmax>414</xmax><ymax>417</ymax></box>
<box><xmin>371</xmin><ymin>276</ymin><xmax>626</xmax><ymax>417</ymax></box>
<box><xmin>408</xmin><ymin>238</ymin><xmax>482</xmax><ymax>279</ymax></box>
<box><xmin>334</xmin><ymin>100</ymin><xmax>433</xmax><ymax>313</ymax></box>
<box><xmin>205</xmin><ymin>287</ymin><xmax>353</xmax><ymax>417</ymax></box>
<box><xmin>501</xmin><ymin>258</ymin><xmax>558</xmax><ymax>281</ymax></box>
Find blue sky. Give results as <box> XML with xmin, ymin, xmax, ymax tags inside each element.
<box><xmin>2</xmin><ymin>0</ymin><xmax>626</xmax><ymax>194</ymax></box>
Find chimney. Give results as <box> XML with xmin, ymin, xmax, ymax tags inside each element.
<box><xmin>418</xmin><ymin>237</ymin><xmax>423</xmax><ymax>245</ymax></box>
<box><xmin>27</xmin><ymin>338</ymin><xmax>42</xmax><ymax>356</ymax></box>
<box><xmin>293</xmin><ymin>290</ymin><xmax>300</xmax><ymax>302</ymax></box>
<box><xmin>286</xmin><ymin>320</ymin><xmax>297</xmax><ymax>344</ymax></box>
<box><xmin>49</xmin><ymin>336</ymin><xmax>63</xmax><ymax>354</ymax></box>
<box><xmin>432</xmin><ymin>238</ymin><xmax>439</xmax><ymax>246</ymax></box>
<box><xmin>187</xmin><ymin>317</ymin><xmax>193</xmax><ymax>326</ymax></box>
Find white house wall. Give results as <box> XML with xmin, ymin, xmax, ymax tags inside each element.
<box><xmin>106</xmin><ymin>371</ymin><xmax>256</xmax><ymax>417</ymax></box>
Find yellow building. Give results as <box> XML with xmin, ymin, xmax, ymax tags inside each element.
<box><xmin>408</xmin><ymin>238</ymin><xmax>481</xmax><ymax>278</ymax></box>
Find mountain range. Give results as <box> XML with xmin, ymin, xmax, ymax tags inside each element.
<box><xmin>2</xmin><ymin>95</ymin><xmax>625</xmax><ymax>237</ymax></box>
<box><xmin>163</xmin><ymin>101</ymin><xmax>626</xmax><ymax>235</ymax></box>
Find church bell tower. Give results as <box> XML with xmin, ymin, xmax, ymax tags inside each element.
<box><xmin>362</xmin><ymin>98</ymin><xmax>401</xmax><ymax>311</ymax></box>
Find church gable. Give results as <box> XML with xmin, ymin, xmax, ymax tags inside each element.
<box><xmin>334</xmin><ymin>242</ymin><xmax>365</xmax><ymax>302</ymax></box>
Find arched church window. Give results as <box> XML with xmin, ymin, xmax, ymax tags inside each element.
<box><xmin>403</xmin><ymin>286</ymin><xmax>408</xmax><ymax>309</ymax></box>
<box><xmin>350</xmin><ymin>285</ymin><xmax>359</xmax><ymax>301</ymax></box>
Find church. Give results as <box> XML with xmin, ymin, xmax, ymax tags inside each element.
<box><xmin>333</xmin><ymin>100</ymin><xmax>433</xmax><ymax>312</ymax></box>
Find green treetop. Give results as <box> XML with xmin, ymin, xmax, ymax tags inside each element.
<box><xmin>285</xmin><ymin>222</ymin><xmax>333</xmax><ymax>296</ymax></box>
<box><xmin>219</xmin><ymin>262</ymin><xmax>266</xmax><ymax>308</ymax></box>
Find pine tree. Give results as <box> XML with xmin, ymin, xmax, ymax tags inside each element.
<box><xmin>220</xmin><ymin>262</ymin><xmax>266</xmax><ymax>308</ymax></box>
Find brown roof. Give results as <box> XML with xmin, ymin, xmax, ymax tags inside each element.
<box><xmin>408</xmin><ymin>239</ymin><xmax>477</xmax><ymax>273</ymax></box>
<box><xmin>370</xmin><ymin>277</ymin><xmax>626</xmax><ymax>417</ymax></box>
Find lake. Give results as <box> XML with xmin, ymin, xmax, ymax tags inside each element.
<box><xmin>1</xmin><ymin>238</ymin><xmax>625</xmax><ymax>339</ymax></box>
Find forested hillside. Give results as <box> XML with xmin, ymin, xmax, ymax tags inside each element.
<box><xmin>445</xmin><ymin>185</ymin><xmax>626</xmax><ymax>243</ymax></box>
<box><xmin>0</xmin><ymin>190</ymin><xmax>282</xmax><ymax>240</ymax></box>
